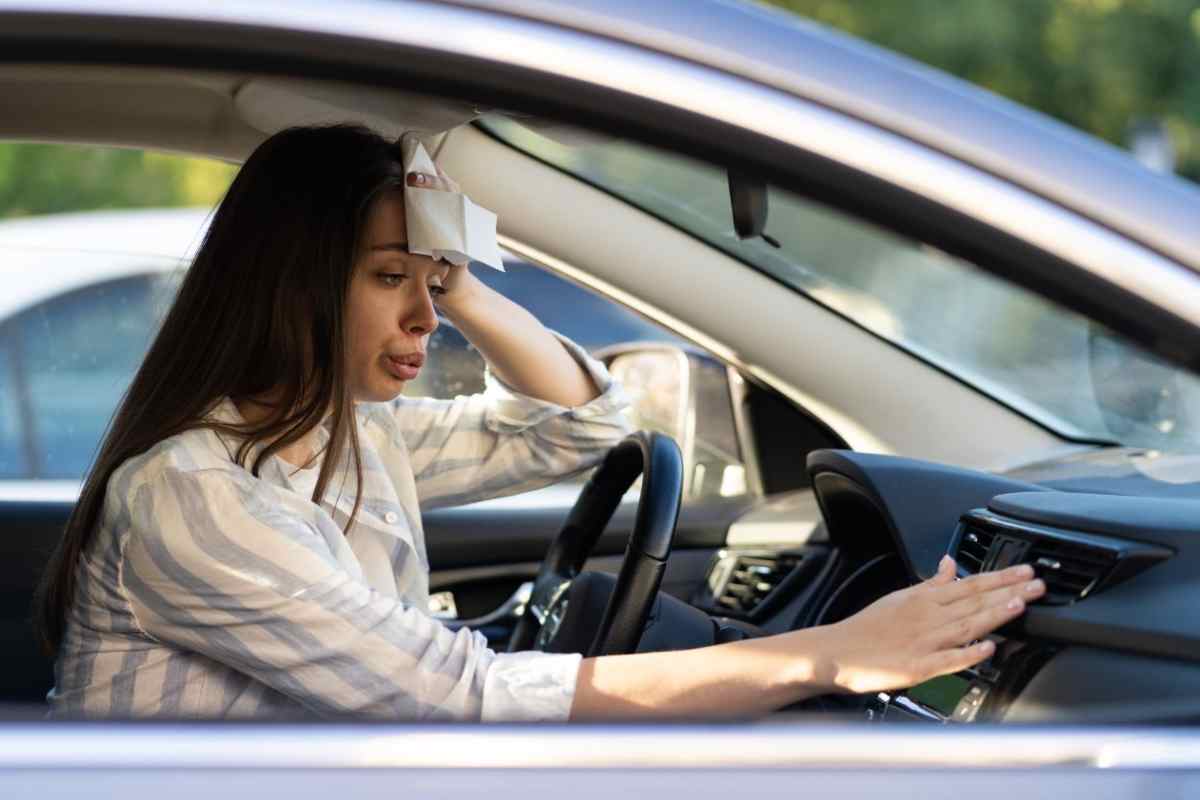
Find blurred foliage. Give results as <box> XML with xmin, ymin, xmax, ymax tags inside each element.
<box><xmin>0</xmin><ymin>143</ymin><xmax>235</xmax><ymax>219</ymax></box>
<box><xmin>762</xmin><ymin>0</ymin><xmax>1200</xmax><ymax>181</ymax></box>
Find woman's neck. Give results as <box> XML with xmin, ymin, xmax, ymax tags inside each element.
<box><xmin>232</xmin><ymin>396</ymin><xmax>325</xmax><ymax>469</ymax></box>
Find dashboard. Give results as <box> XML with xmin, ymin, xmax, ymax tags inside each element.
<box><xmin>693</xmin><ymin>448</ymin><xmax>1200</xmax><ymax>724</ymax></box>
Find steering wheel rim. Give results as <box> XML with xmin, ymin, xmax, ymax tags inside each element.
<box><xmin>507</xmin><ymin>431</ymin><xmax>683</xmax><ymax>656</ymax></box>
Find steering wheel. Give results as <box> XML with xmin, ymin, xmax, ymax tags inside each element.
<box><xmin>507</xmin><ymin>431</ymin><xmax>683</xmax><ymax>656</ymax></box>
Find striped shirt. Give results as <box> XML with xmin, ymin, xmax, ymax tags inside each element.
<box><xmin>49</xmin><ymin>334</ymin><xmax>631</xmax><ymax>721</ymax></box>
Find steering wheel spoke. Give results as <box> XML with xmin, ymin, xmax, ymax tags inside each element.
<box><xmin>506</xmin><ymin>432</ymin><xmax>683</xmax><ymax>656</ymax></box>
<box><xmin>528</xmin><ymin>575</ymin><xmax>572</xmax><ymax>627</ymax></box>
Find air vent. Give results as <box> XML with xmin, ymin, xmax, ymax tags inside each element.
<box><xmin>702</xmin><ymin>551</ymin><xmax>801</xmax><ymax>617</ymax></box>
<box><xmin>955</xmin><ymin>525</ymin><xmax>996</xmax><ymax>575</ymax></box>
<box><xmin>1025</xmin><ymin>538</ymin><xmax>1116</xmax><ymax>604</ymax></box>
<box><xmin>952</xmin><ymin>509</ymin><xmax>1172</xmax><ymax>606</ymax></box>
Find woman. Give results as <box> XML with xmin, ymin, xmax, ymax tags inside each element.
<box><xmin>36</xmin><ymin>124</ymin><xmax>1044</xmax><ymax>721</ymax></box>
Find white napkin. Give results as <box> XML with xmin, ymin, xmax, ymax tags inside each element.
<box><xmin>400</xmin><ymin>136</ymin><xmax>505</xmax><ymax>271</ymax></box>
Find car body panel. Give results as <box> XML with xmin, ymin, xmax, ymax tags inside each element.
<box><xmin>443</xmin><ymin>0</ymin><xmax>1200</xmax><ymax>271</ymax></box>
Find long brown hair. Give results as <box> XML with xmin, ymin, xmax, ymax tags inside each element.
<box><xmin>35</xmin><ymin>124</ymin><xmax>408</xmax><ymax>656</ymax></box>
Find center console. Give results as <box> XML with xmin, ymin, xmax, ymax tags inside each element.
<box><xmin>867</xmin><ymin>635</ymin><xmax>1055</xmax><ymax>722</ymax></box>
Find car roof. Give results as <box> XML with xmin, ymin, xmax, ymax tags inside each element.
<box><xmin>445</xmin><ymin>0</ymin><xmax>1200</xmax><ymax>271</ymax></box>
<box><xmin>0</xmin><ymin>206</ymin><xmax>211</xmax><ymax>319</ymax></box>
<box><xmin>3</xmin><ymin>1</ymin><xmax>1197</xmax><ymax>270</ymax></box>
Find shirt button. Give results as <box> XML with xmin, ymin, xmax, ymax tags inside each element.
<box><xmin>384</xmin><ymin>511</ymin><xmax>399</xmax><ymax>524</ymax></box>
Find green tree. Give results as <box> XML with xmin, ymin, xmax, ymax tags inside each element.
<box><xmin>0</xmin><ymin>143</ymin><xmax>235</xmax><ymax>219</ymax></box>
<box><xmin>761</xmin><ymin>0</ymin><xmax>1200</xmax><ymax>181</ymax></box>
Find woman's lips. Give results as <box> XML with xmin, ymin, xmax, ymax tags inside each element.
<box><xmin>385</xmin><ymin>354</ymin><xmax>423</xmax><ymax>381</ymax></box>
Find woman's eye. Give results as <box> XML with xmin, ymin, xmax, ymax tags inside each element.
<box><xmin>380</xmin><ymin>273</ymin><xmax>407</xmax><ymax>287</ymax></box>
<box><xmin>429</xmin><ymin>285</ymin><xmax>448</xmax><ymax>297</ymax></box>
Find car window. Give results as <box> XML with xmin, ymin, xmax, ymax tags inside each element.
<box><xmin>409</xmin><ymin>258</ymin><xmax>753</xmax><ymax>501</ymax></box>
<box><xmin>0</xmin><ymin>238</ymin><xmax>753</xmax><ymax>500</ymax></box>
<box><xmin>480</xmin><ymin>115</ymin><xmax>1200</xmax><ymax>454</ymax></box>
<box><xmin>408</xmin><ymin>258</ymin><xmax>684</xmax><ymax>399</ymax></box>
<box><xmin>0</xmin><ymin>144</ymin><xmax>754</xmax><ymax>502</ymax></box>
<box><xmin>3</xmin><ymin>272</ymin><xmax>177</xmax><ymax>479</ymax></box>
<box><xmin>0</xmin><ymin>339</ymin><xmax>25</xmax><ymax>479</ymax></box>
<box><xmin>0</xmin><ymin>142</ymin><xmax>230</xmax><ymax>487</ymax></box>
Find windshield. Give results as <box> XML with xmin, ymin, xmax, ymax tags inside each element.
<box><xmin>480</xmin><ymin>116</ymin><xmax>1200</xmax><ymax>454</ymax></box>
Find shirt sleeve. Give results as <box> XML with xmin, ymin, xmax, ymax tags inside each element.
<box><xmin>119</xmin><ymin>467</ymin><xmax>582</xmax><ymax>722</ymax></box>
<box><xmin>390</xmin><ymin>331</ymin><xmax>633</xmax><ymax>510</ymax></box>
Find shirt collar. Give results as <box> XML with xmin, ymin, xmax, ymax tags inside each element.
<box><xmin>204</xmin><ymin>397</ymin><xmax>411</xmax><ymax>542</ymax></box>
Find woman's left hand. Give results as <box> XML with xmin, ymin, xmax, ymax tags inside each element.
<box><xmin>405</xmin><ymin>163</ymin><xmax>475</xmax><ymax>299</ymax></box>
<box><xmin>404</xmin><ymin>159</ymin><xmax>601</xmax><ymax>407</ymax></box>
<box><xmin>406</xmin><ymin>163</ymin><xmax>461</xmax><ymax>194</ymax></box>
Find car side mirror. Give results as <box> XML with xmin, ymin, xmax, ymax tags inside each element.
<box><xmin>600</xmin><ymin>343</ymin><xmax>755</xmax><ymax>501</ymax></box>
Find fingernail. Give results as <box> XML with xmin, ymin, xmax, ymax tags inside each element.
<box><xmin>1007</xmin><ymin>597</ymin><xmax>1024</xmax><ymax>611</ymax></box>
<box><xmin>1025</xmin><ymin>579</ymin><xmax>1045</xmax><ymax>595</ymax></box>
<box><xmin>1015</xmin><ymin>564</ymin><xmax>1035</xmax><ymax>578</ymax></box>
<box><xmin>939</xmin><ymin>555</ymin><xmax>952</xmax><ymax>570</ymax></box>
<box><xmin>978</xmin><ymin>640</ymin><xmax>995</xmax><ymax>655</ymax></box>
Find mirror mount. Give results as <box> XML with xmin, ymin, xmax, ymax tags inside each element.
<box><xmin>727</xmin><ymin>171</ymin><xmax>780</xmax><ymax>248</ymax></box>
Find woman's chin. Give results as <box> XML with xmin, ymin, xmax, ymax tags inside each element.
<box><xmin>353</xmin><ymin>379</ymin><xmax>406</xmax><ymax>404</ymax></box>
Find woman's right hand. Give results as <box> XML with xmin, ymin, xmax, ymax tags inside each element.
<box><xmin>814</xmin><ymin>555</ymin><xmax>1046</xmax><ymax>695</ymax></box>
<box><xmin>571</xmin><ymin>556</ymin><xmax>1046</xmax><ymax>721</ymax></box>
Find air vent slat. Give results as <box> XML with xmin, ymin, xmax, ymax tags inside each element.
<box><xmin>1048</xmin><ymin>575</ymin><xmax>1093</xmax><ymax>590</ymax></box>
<box><xmin>1054</xmin><ymin>564</ymin><xmax>1109</xmax><ymax>577</ymax></box>
<box><xmin>957</xmin><ymin>551</ymin><xmax>984</xmax><ymax>571</ymax></box>
<box><xmin>1027</xmin><ymin>541</ymin><xmax>1115</xmax><ymax>602</ymax></box>
<box><xmin>955</xmin><ymin>525</ymin><xmax>995</xmax><ymax>576</ymax></box>
<box><xmin>1032</xmin><ymin>548</ymin><xmax>1112</xmax><ymax>567</ymax></box>
<box><xmin>707</xmin><ymin>552</ymin><xmax>801</xmax><ymax>616</ymax></box>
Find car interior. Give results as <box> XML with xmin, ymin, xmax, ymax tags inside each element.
<box><xmin>3</xmin><ymin>63</ymin><xmax>1200</xmax><ymax>726</ymax></box>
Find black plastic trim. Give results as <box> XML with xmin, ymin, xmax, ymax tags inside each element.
<box><xmin>807</xmin><ymin>449</ymin><xmax>1048</xmax><ymax>580</ymax></box>
<box><xmin>950</xmin><ymin>508</ymin><xmax>1173</xmax><ymax>605</ymax></box>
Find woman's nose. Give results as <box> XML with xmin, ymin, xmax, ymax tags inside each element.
<box><xmin>402</xmin><ymin>286</ymin><xmax>439</xmax><ymax>336</ymax></box>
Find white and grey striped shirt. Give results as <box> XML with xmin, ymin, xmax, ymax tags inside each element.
<box><xmin>50</xmin><ymin>335</ymin><xmax>631</xmax><ymax>721</ymax></box>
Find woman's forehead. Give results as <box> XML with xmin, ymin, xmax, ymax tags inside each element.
<box><xmin>364</xmin><ymin>189</ymin><xmax>407</xmax><ymax>246</ymax></box>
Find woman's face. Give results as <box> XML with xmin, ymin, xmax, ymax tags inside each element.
<box><xmin>345</xmin><ymin>188</ymin><xmax>450</xmax><ymax>402</ymax></box>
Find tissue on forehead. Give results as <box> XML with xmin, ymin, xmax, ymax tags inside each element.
<box><xmin>400</xmin><ymin>136</ymin><xmax>505</xmax><ymax>272</ymax></box>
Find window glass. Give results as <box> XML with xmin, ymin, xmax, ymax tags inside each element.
<box><xmin>0</xmin><ymin>142</ymin><xmax>231</xmax><ymax>486</ymax></box>
<box><xmin>408</xmin><ymin>258</ymin><xmax>685</xmax><ymax>399</ymax></box>
<box><xmin>0</xmin><ymin>340</ymin><xmax>26</xmax><ymax>478</ymax></box>
<box><xmin>410</xmin><ymin>258</ymin><xmax>754</xmax><ymax>501</ymax></box>
<box><xmin>689</xmin><ymin>358</ymin><xmax>745</xmax><ymax>498</ymax></box>
<box><xmin>12</xmin><ymin>272</ymin><xmax>177</xmax><ymax>478</ymax></box>
<box><xmin>480</xmin><ymin>116</ymin><xmax>1200</xmax><ymax>453</ymax></box>
<box><xmin>0</xmin><ymin>141</ymin><xmax>754</xmax><ymax>502</ymax></box>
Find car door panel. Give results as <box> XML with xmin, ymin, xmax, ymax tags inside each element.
<box><xmin>0</xmin><ymin>501</ymin><xmax>66</xmax><ymax>703</ymax></box>
<box><xmin>422</xmin><ymin>499</ymin><xmax>740</xmax><ymax>569</ymax></box>
<box><xmin>0</xmin><ymin>491</ymin><xmax>741</xmax><ymax>701</ymax></box>
<box><xmin>423</xmin><ymin>497</ymin><xmax>745</xmax><ymax>648</ymax></box>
